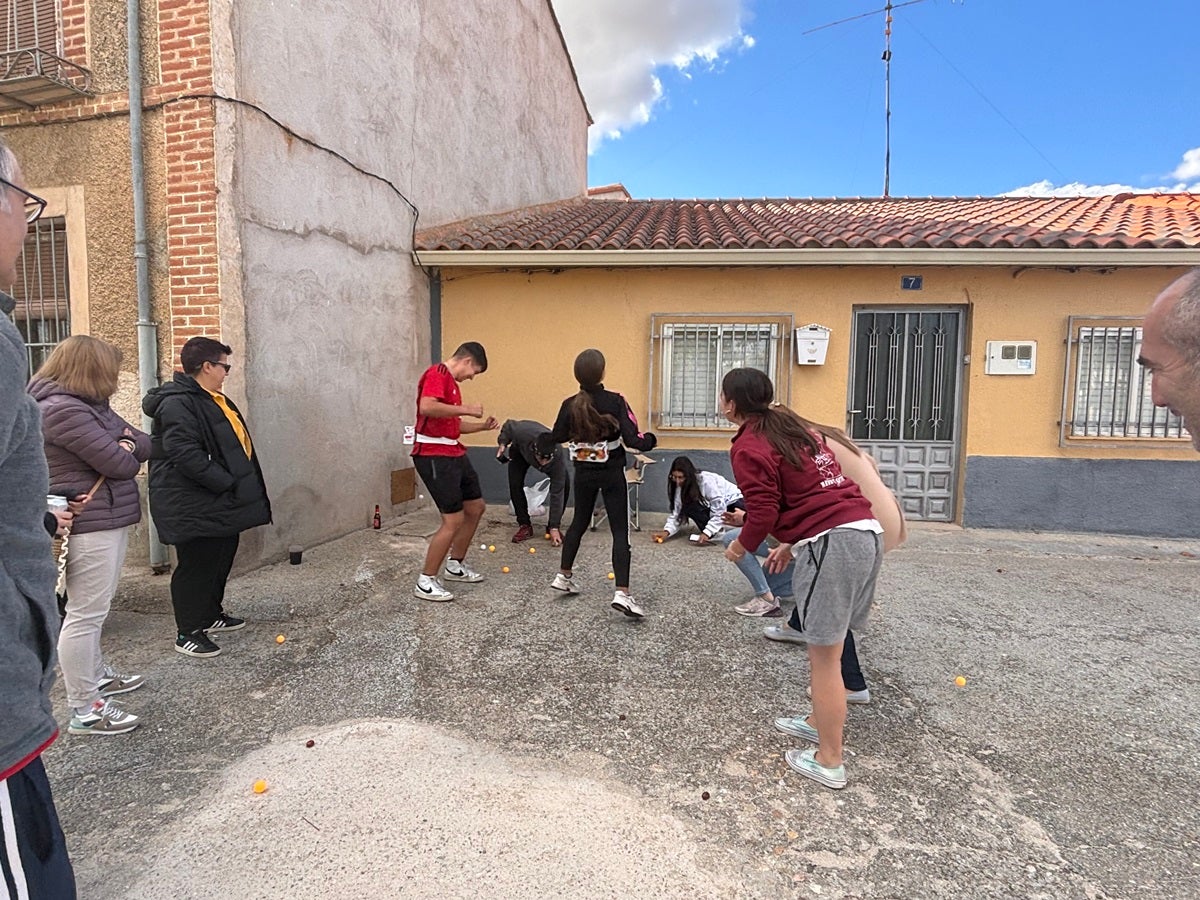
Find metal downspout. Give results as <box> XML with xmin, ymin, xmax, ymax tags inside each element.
<box><xmin>129</xmin><ymin>0</ymin><xmax>168</xmax><ymax>569</ymax></box>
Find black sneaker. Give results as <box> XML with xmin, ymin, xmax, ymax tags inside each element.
<box><xmin>203</xmin><ymin>613</ymin><xmax>246</xmax><ymax>633</ymax></box>
<box><xmin>175</xmin><ymin>630</ymin><xmax>222</xmax><ymax>657</ymax></box>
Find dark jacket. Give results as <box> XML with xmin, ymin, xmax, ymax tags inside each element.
<box><xmin>29</xmin><ymin>378</ymin><xmax>152</xmax><ymax>534</ymax></box>
<box><xmin>142</xmin><ymin>373</ymin><xmax>271</xmax><ymax>545</ymax></box>
<box><xmin>0</xmin><ymin>293</ymin><xmax>58</xmax><ymax>779</ymax></box>
<box><xmin>550</xmin><ymin>384</ymin><xmax>656</xmax><ymax>471</ymax></box>
<box><xmin>497</xmin><ymin>418</ymin><xmax>569</xmax><ymax>528</ymax></box>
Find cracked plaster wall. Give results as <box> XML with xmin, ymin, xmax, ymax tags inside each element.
<box><xmin>212</xmin><ymin>0</ymin><xmax>588</xmax><ymax>563</ymax></box>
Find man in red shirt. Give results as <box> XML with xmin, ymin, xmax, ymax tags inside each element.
<box><xmin>411</xmin><ymin>342</ymin><xmax>498</xmax><ymax>601</ymax></box>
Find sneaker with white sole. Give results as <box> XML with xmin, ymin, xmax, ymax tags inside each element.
<box><xmin>550</xmin><ymin>572</ymin><xmax>580</xmax><ymax>594</ymax></box>
<box><xmin>98</xmin><ymin>664</ymin><xmax>144</xmax><ymax>696</ymax></box>
<box><xmin>733</xmin><ymin>597</ymin><xmax>782</xmax><ymax>618</ymax></box>
<box><xmin>413</xmin><ymin>575</ymin><xmax>455</xmax><ymax>602</ymax></box>
<box><xmin>774</xmin><ymin>713</ymin><xmax>819</xmax><ymax>743</ymax></box>
<box><xmin>175</xmin><ymin>630</ymin><xmax>221</xmax><ymax>657</ymax></box>
<box><xmin>786</xmin><ymin>747</ymin><xmax>847</xmax><ymax>789</ymax></box>
<box><xmin>806</xmin><ymin>685</ymin><xmax>871</xmax><ymax>705</ymax></box>
<box><xmin>443</xmin><ymin>560</ymin><xmax>484</xmax><ymax>583</ymax></box>
<box><xmin>611</xmin><ymin>590</ymin><xmax>645</xmax><ymax>619</ymax></box>
<box><xmin>204</xmin><ymin>613</ymin><xmax>246</xmax><ymax>633</ymax></box>
<box><xmin>68</xmin><ymin>698</ymin><xmax>140</xmax><ymax>735</ymax></box>
<box><xmin>763</xmin><ymin>623</ymin><xmax>806</xmax><ymax>645</ymax></box>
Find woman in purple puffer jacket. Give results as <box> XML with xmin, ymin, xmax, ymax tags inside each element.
<box><xmin>29</xmin><ymin>335</ymin><xmax>151</xmax><ymax>737</ymax></box>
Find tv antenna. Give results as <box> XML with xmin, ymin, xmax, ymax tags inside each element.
<box><xmin>804</xmin><ymin>0</ymin><xmax>938</xmax><ymax>197</ymax></box>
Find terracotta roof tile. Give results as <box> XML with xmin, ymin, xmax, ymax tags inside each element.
<box><xmin>415</xmin><ymin>194</ymin><xmax>1200</xmax><ymax>254</ymax></box>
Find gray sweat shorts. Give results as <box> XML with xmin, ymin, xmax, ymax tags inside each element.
<box><xmin>790</xmin><ymin>528</ymin><xmax>883</xmax><ymax>646</ymax></box>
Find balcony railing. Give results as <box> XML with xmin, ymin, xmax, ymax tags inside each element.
<box><xmin>0</xmin><ymin>47</ymin><xmax>92</xmax><ymax>110</ymax></box>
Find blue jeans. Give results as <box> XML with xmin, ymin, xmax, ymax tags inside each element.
<box><xmin>722</xmin><ymin>527</ymin><xmax>794</xmax><ymax>600</ymax></box>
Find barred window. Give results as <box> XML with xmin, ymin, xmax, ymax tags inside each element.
<box><xmin>651</xmin><ymin>315</ymin><xmax>791</xmax><ymax>430</ymax></box>
<box><xmin>2</xmin><ymin>0</ymin><xmax>60</xmax><ymax>53</ymax></box>
<box><xmin>1063</xmin><ymin>320</ymin><xmax>1186</xmax><ymax>441</ymax></box>
<box><xmin>6</xmin><ymin>215</ymin><xmax>71</xmax><ymax>378</ymax></box>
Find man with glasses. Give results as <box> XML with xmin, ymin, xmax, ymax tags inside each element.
<box><xmin>0</xmin><ymin>138</ymin><xmax>77</xmax><ymax>896</ymax></box>
<box><xmin>143</xmin><ymin>336</ymin><xmax>272</xmax><ymax>658</ymax></box>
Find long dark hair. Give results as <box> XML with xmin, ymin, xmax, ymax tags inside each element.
<box><xmin>667</xmin><ymin>456</ymin><xmax>701</xmax><ymax>508</ymax></box>
<box><xmin>567</xmin><ymin>349</ymin><xmax>619</xmax><ymax>441</ymax></box>
<box><xmin>721</xmin><ymin>367</ymin><xmax>860</xmax><ymax>468</ymax></box>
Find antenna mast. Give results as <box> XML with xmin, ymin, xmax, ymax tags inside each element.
<box><xmin>804</xmin><ymin>0</ymin><xmax>932</xmax><ymax>197</ymax></box>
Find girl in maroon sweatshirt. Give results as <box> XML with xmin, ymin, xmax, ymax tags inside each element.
<box><xmin>722</xmin><ymin>368</ymin><xmax>882</xmax><ymax>790</ymax></box>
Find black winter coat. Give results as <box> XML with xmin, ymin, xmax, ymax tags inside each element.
<box><xmin>142</xmin><ymin>373</ymin><xmax>271</xmax><ymax>545</ymax></box>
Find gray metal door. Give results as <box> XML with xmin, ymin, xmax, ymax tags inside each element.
<box><xmin>847</xmin><ymin>308</ymin><xmax>965</xmax><ymax>521</ymax></box>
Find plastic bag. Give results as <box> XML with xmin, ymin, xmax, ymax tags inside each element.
<box><xmin>508</xmin><ymin>477</ymin><xmax>552</xmax><ymax>520</ymax></box>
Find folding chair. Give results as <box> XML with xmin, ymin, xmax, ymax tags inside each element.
<box><xmin>591</xmin><ymin>453</ymin><xmax>656</xmax><ymax>532</ymax></box>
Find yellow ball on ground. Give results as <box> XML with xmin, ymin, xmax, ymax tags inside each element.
<box><xmin>607</xmin><ymin>572</ymin><xmax>615</xmax><ymax>579</ymax></box>
<box><xmin>275</xmin><ymin>634</ymin><xmax>285</xmax><ymax>644</ymax></box>
<box><xmin>502</xmin><ymin>566</ymin><xmax>510</xmax><ymax>573</ymax></box>
<box><xmin>529</xmin><ymin>547</ymin><xmax>536</xmax><ymax>554</ymax></box>
<box><xmin>955</xmin><ymin>676</ymin><xmax>967</xmax><ymax>687</ymax></box>
<box><xmin>544</xmin><ymin>533</ymin><xmax>551</xmax><ymax>540</ymax></box>
<box><xmin>253</xmin><ymin>779</ymin><xmax>268</xmax><ymax>794</ymax></box>
<box><xmin>488</xmin><ymin>545</ymin><xmax>496</xmax><ymax>552</ymax></box>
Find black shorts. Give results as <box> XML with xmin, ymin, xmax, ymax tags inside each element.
<box><xmin>413</xmin><ymin>454</ymin><xmax>482</xmax><ymax>514</ymax></box>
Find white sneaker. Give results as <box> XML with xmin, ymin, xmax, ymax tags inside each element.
<box><xmin>763</xmin><ymin>623</ymin><xmax>806</xmax><ymax>645</ymax></box>
<box><xmin>413</xmin><ymin>575</ymin><xmax>455</xmax><ymax>602</ymax></box>
<box><xmin>806</xmin><ymin>685</ymin><xmax>871</xmax><ymax>705</ymax></box>
<box><xmin>611</xmin><ymin>590</ymin><xmax>645</xmax><ymax>619</ymax></box>
<box><xmin>550</xmin><ymin>572</ymin><xmax>580</xmax><ymax>594</ymax></box>
<box><xmin>443</xmin><ymin>560</ymin><xmax>484</xmax><ymax>583</ymax></box>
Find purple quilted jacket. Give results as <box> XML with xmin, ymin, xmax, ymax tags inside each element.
<box><xmin>28</xmin><ymin>377</ymin><xmax>151</xmax><ymax>535</ymax></box>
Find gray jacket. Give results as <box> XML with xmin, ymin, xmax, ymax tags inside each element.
<box><xmin>497</xmin><ymin>418</ymin><xmax>568</xmax><ymax>530</ymax></box>
<box><xmin>0</xmin><ymin>293</ymin><xmax>59</xmax><ymax>778</ymax></box>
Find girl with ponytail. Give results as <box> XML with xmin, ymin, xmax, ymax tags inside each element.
<box><xmin>549</xmin><ymin>349</ymin><xmax>657</xmax><ymax>618</ymax></box>
<box><xmin>721</xmin><ymin>367</ymin><xmax>884</xmax><ymax>791</ymax></box>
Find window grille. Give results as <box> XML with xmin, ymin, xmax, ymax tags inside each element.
<box><xmin>1062</xmin><ymin>318</ymin><xmax>1186</xmax><ymax>442</ymax></box>
<box><xmin>2</xmin><ymin>0</ymin><xmax>59</xmax><ymax>53</ymax></box>
<box><xmin>6</xmin><ymin>215</ymin><xmax>70</xmax><ymax>378</ymax></box>
<box><xmin>652</xmin><ymin>317</ymin><xmax>790</xmax><ymax>429</ymax></box>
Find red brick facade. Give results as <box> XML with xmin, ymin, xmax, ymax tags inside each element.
<box><xmin>0</xmin><ymin>0</ymin><xmax>223</xmax><ymax>363</ymax></box>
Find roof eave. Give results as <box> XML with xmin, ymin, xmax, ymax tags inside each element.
<box><xmin>414</xmin><ymin>248</ymin><xmax>1200</xmax><ymax>268</ymax></box>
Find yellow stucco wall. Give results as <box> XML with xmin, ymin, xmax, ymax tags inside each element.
<box><xmin>439</xmin><ymin>264</ymin><xmax>1193</xmax><ymax>461</ymax></box>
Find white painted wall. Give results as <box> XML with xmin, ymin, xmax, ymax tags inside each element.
<box><xmin>210</xmin><ymin>0</ymin><xmax>588</xmax><ymax>562</ymax></box>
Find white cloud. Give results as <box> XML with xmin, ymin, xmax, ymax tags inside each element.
<box><xmin>1173</xmin><ymin>146</ymin><xmax>1200</xmax><ymax>181</ymax></box>
<box><xmin>1003</xmin><ymin>147</ymin><xmax>1200</xmax><ymax>197</ymax></box>
<box><xmin>552</xmin><ymin>0</ymin><xmax>750</xmax><ymax>153</ymax></box>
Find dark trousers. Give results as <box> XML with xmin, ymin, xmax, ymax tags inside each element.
<box><xmin>561</xmin><ymin>463</ymin><xmax>630</xmax><ymax>585</ymax></box>
<box><xmin>508</xmin><ymin>456</ymin><xmax>568</xmax><ymax>526</ymax></box>
<box><xmin>172</xmin><ymin>534</ymin><xmax>240</xmax><ymax>634</ymax></box>
<box><xmin>0</xmin><ymin>756</ymin><xmax>76</xmax><ymax>899</ymax></box>
<box><xmin>679</xmin><ymin>498</ymin><xmax>711</xmax><ymax>532</ymax></box>
<box><xmin>787</xmin><ymin>608</ymin><xmax>867</xmax><ymax>692</ymax></box>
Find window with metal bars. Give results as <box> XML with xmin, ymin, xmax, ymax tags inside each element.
<box><xmin>2</xmin><ymin>0</ymin><xmax>59</xmax><ymax>53</ymax></box>
<box><xmin>652</xmin><ymin>317</ymin><xmax>789</xmax><ymax>429</ymax></box>
<box><xmin>1063</xmin><ymin>319</ymin><xmax>1186</xmax><ymax>441</ymax></box>
<box><xmin>6</xmin><ymin>215</ymin><xmax>70</xmax><ymax>378</ymax></box>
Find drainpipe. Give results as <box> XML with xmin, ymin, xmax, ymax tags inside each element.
<box><xmin>128</xmin><ymin>0</ymin><xmax>168</xmax><ymax>570</ymax></box>
<box><xmin>429</xmin><ymin>267</ymin><xmax>441</xmax><ymax>364</ymax></box>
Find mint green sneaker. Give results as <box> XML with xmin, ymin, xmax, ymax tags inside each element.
<box><xmin>786</xmin><ymin>747</ymin><xmax>847</xmax><ymax>790</ymax></box>
<box><xmin>774</xmin><ymin>713</ymin><xmax>819</xmax><ymax>743</ymax></box>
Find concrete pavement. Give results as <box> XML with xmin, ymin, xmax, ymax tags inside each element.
<box><xmin>44</xmin><ymin>509</ymin><xmax>1200</xmax><ymax>898</ymax></box>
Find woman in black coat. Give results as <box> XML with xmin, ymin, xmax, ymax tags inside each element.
<box><xmin>142</xmin><ymin>337</ymin><xmax>270</xmax><ymax>658</ymax></box>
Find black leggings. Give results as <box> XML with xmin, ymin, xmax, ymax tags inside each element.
<box><xmin>560</xmin><ymin>463</ymin><xmax>630</xmax><ymax>585</ymax></box>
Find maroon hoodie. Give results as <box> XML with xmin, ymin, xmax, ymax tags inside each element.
<box><xmin>730</xmin><ymin>421</ymin><xmax>874</xmax><ymax>553</ymax></box>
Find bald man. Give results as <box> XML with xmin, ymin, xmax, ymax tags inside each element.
<box><xmin>1140</xmin><ymin>268</ymin><xmax>1200</xmax><ymax>451</ymax></box>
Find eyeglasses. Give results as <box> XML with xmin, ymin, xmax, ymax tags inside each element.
<box><xmin>0</xmin><ymin>176</ymin><xmax>46</xmax><ymax>224</ymax></box>
<box><xmin>206</xmin><ymin>360</ymin><xmax>231</xmax><ymax>373</ymax></box>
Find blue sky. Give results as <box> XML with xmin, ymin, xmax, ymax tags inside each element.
<box><xmin>552</xmin><ymin>0</ymin><xmax>1198</xmax><ymax>199</ymax></box>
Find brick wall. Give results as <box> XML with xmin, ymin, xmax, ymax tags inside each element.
<box><xmin>0</xmin><ymin>0</ymin><xmax>223</xmax><ymax>367</ymax></box>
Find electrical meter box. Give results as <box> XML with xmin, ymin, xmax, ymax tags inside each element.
<box><xmin>985</xmin><ymin>340</ymin><xmax>1037</xmax><ymax>375</ymax></box>
<box><xmin>795</xmin><ymin>324</ymin><xmax>831</xmax><ymax>366</ymax></box>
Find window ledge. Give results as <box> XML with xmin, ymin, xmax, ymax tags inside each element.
<box><xmin>0</xmin><ymin>48</ymin><xmax>92</xmax><ymax>110</ymax></box>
